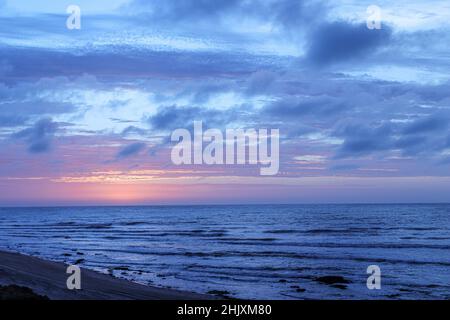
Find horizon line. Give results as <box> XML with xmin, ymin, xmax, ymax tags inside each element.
<box><xmin>1</xmin><ymin>202</ymin><xmax>450</xmax><ymax>209</ymax></box>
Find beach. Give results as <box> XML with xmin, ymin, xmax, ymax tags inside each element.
<box><xmin>0</xmin><ymin>250</ymin><xmax>212</xmax><ymax>300</ymax></box>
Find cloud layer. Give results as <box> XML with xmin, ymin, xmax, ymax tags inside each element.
<box><xmin>1</xmin><ymin>0</ymin><xmax>450</xmax><ymax>204</ymax></box>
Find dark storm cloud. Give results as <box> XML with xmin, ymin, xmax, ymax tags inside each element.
<box><xmin>116</xmin><ymin>142</ymin><xmax>146</xmax><ymax>159</ymax></box>
<box><xmin>305</xmin><ymin>21</ymin><xmax>392</xmax><ymax>66</ymax></box>
<box><xmin>12</xmin><ymin>118</ymin><xmax>58</xmax><ymax>153</ymax></box>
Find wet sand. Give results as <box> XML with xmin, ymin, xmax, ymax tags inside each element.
<box><xmin>0</xmin><ymin>250</ymin><xmax>213</xmax><ymax>300</ymax></box>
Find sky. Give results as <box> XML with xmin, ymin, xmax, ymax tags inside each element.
<box><xmin>1</xmin><ymin>0</ymin><xmax>450</xmax><ymax>206</ymax></box>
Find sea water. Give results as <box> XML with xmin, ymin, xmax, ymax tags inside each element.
<box><xmin>0</xmin><ymin>204</ymin><xmax>449</xmax><ymax>299</ymax></box>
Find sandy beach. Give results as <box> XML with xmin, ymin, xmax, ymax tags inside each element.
<box><xmin>0</xmin><ymin>250</ymin><xmax>213</xmax><ymax>300</ymax></box>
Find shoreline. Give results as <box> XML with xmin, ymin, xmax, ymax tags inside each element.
<box><xmin>0</xmin><ymin>250</ymin><xmax>214</xmax><ymax>300</ymax></box>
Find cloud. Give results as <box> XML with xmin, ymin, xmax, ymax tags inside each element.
<box><xmin>332</xmin><ymin>110</ymin><xmax>450</xmax><ymax>159</ymax></box>
<box><xmin>0</xmin><ymin>45</ymin><xmax>265</xmax><ymax>82</ymax></box>
<box><xmin>305</xmin><ymin>21</ymin><xmax>392</xmax><ymax>66</ymax></box>
<box><xmin>126</xmin><ymin>0</ymin><xmax>324</xmax><ymax>30</ymax></box>
<box><xmin>13</xmin><ymin>118</ymin><xmax>58</xmax><ymax>153</ymax></box>
<box><xmin>403</xmin><ymin>114</ymin><xmax>448</xmax><ymax>135</ymax></box>
<box><xmin>333</xmin><ymin>122</ymin><xmax>394</xmax><ymax>158</ymax></box>
<box><xmin>129</xmin><ymin>0</ymin><xmax>241</xmax><ymax>22</ymax></box>
<box><xmin>269</xmin><ymin>0</ymin><xmax>326</xmax><ymax>31</ymax></box>
<box><xmin>264</xmin><ymin>95</ymin><xmax>347</xmax><ymax>119</ymax></box>
<box><xmin>329</xmin><ymin>164</ymin><xmax>360</xmax><ymax>171</ymax></box>
<box><xmin>1</xmin><ymin>0</ymin><xmax>450</xmax><ymax>185</ymax></box>
<box><xmin>394</xmin><ymin>135</ymin><xmax>429</xmax><ymax>156</ymax></box>
<box><xmin>116</xmin><ymin>142</ymin><xmax>146</xmax><ymax>159</ymax></box>
<box><xmin>121</xmin><ymin>126</ymin><xmax>148</xmax><ymax>137</ymax></box>
<box><xmin>148</xmin><ymin>105</ymin><xmax>239</xmax><ymax>131</ymax></box>
<box><xmin>246</xmin><ymin>71</ymin><xmax>277</xmax><ymax>95</ymax></box>
<box><xmin>0</xmin><ymin>79</ymin><xmax>77</xmax><ymax>129</ymax></box>
<box><xmin>0</xmin><ymin>114</ymin><xmax>28</xmax><ymax>127</ymax></box>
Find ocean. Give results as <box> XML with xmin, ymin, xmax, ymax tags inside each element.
<box><xmin>0</xmin><ymin>204</ymin><xmax>449</xmax><ymax>299</ymax></box>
